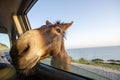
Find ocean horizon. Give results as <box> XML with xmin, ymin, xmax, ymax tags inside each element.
<box><xmin>67</xmin><ymin>46</ymin><xmax>120</xmax><ymax>60</ymax></box>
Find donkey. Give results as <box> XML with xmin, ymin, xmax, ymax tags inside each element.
<box><xmin>10</xmin><ymin>20</ymin><xmax>73</xmax><ymax>75</ymax></box>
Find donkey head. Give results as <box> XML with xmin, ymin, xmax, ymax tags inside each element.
<box><xmin>10</xmin><ymin>20</ymin><xmax>73</xmax><ymax>73</ymax></box>
<box><xmin>39</xmin><ymin>20</ymin><xmax>73</xmax><ymax>58</ymax></box>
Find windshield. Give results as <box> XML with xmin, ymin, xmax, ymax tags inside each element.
<box><xmin>27</xmin><ymin>0</ymin><xmax>120</xmax><ymax>80</ymax></box>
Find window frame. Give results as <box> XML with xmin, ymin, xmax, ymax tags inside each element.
<box><xmin>12</xmin><ymin>0</ymin><xmax>37</xmax><ymax>37</ymax></box>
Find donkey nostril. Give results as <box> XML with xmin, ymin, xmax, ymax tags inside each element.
<box><xmin>22</xmin><ymin>45</ymin><xmax>30</xmax><ymax>53</ymax></box>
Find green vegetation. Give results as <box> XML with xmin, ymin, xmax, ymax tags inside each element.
<box><xmin>91</xmin><ymin>58</ymin><xmax>104</xmax><ymax>63</ymax></box>
<box><xmin>79</xmin><ymin>58</ymin><xmax>90</xmax><ymax>64</ymax></box>
<box><xmin>71</xmin><ymin>57</ymin><xmax>120</xmax><ymax>71</ymax></box>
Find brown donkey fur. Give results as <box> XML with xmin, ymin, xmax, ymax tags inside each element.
<box><xmin>10</xmin><ymin>20</ymin><xmax>73</xmax><ymax>75</ymax></box>
<box><xmin>51</xmin><ymin>41</ymin><xmax>71</xmax><ymax>71</ymax></box>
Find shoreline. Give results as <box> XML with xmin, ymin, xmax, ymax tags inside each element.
<box><xmin>71</xmin><ymin>62</ymin><xmax>120</xmax><ymax>80</ymax></box>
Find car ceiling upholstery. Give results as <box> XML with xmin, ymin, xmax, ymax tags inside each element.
<box><xmin>0</xmin><ymin>0</ymin><xmax>22</xmax><ymax>33</ymax></box>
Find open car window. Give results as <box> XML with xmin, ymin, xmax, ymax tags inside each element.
<box><xmin>27</xmin><ymin>0</ymin><xmax>120</xmax><ymax>80</ymax></box>
<box><xmin>0</xmin><ymin>33</ymin><xmax>10</xmax><ymax>51</ymax></box>
<box><xmin>0</xmin><ymin>33</ymin><xmax>10</xmax><ymax>62</ymax></box>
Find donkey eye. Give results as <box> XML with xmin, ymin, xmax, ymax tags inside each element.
<box><xmin>56</xmin><ymin>28</ymin><xmax>61</xmax><ymax>33</ymax></box>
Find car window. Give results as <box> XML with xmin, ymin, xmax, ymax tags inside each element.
<box><xmin>27</xmin><ymin>1</ymin><xmax>120</xmax><ymax>80</ymax></box>
<box><xmin>0</xmin><ymin>33</ymin><xmax>10</xmax><ymax>62</ymax></box>
<box><xmin>0</xmin><ymin>33</ymin><xmax>10</xmax><ymax>50</ymax></box>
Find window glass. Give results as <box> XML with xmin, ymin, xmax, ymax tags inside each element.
<box><xmin>0</xmin><ymin>33</ymin><xmax>10</xmax><ymax>50</ymax></box>
<box><xmin>28</xmin><ymin>0</ymin><xmax>120</xmax><ymax>80</ymax></box>
<box><xmin>0</xmin><ymin>33</ymin><xmax>10</xmax><ymax>62</ymax></box>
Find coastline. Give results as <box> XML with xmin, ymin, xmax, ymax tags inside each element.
<box><xmin>67</xmin><ymin>46</ymin><xmax>120</xmax><ymax>60</ymax></box>
<box><xmin>71</xmin><ymin>62</ymin><xmax>120</xmax><ymax>80</ymax></box>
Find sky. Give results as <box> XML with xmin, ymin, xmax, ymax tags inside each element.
<box><xmin>0</xmin><ymin>33</ymin><xmax>10</xmax><ymax>48</ymax></box>
<box><xmin>27</xmin><ymin>0</ymin><xmax>120</xmax><ymax>49</ymax></box>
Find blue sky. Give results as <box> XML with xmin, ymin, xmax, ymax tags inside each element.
<box><xmin>0</xmin><ymin>34</ymin><xmax>10</xmax><ymax>48</ymax></box>
<box><xmin>27</xmin><ymin>0</ymin><xmax>120</xmax><ymax>49</ymax></box>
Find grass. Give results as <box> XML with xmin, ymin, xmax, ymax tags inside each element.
<box><xmin>72</xmin><ymin>58</ymin><xmax>120</xmax><ymax>71</ymax></box>
<box><xmin>89</xmin><ymin>62</ymin><xmax>120</xmax><ymax>70</ymax></box>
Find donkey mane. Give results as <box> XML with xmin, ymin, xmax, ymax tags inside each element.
<box><xmin>55</xmin><ymin>21</ymin><xmax>64</xmax><ymax>25</ymax></box>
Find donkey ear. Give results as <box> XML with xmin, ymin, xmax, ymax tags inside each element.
<box><xmin>62</xmin><ymin>21</ymin><xmax>73</xmax><ymax>31</ymax></box>
<box><xmin>46</xmin><ymin>20</ymin><xmax>52</xmax><ymax>25</ymax></box>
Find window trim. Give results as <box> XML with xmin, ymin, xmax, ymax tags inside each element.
<box><xmin>20</xmin><ymin>63</ymin><xmax>93</xmax><ymax>80</ymax></box>
<box><xmin>17</xmin><ymin>0</ymin><xmax>38</xmax><ymax>32</ymax></box>
<box><xmin>12</xmin><ymin>0</ymin><xmax>37</xmax><ymax>36</ymax></box>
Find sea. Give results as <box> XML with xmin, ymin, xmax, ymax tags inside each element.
<box><xmin>67</xmin><ymin>46</ymin><xmax>120</xmax><ymax>61</ymax></box>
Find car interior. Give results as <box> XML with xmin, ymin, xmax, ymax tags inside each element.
<box><xmin>0</xmin><ymin>0</ymin><xmax>94</xmax><ymax>80</ymax></box>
